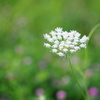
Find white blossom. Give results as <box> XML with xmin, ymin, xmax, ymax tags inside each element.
<box><xmin>54</xmin><ymin>40</ymin><xmax>59</xmax><ymax>44</ymax></box>
<box><xmin>80</xmin><ymin>35</ymin><xmax>89</xmax><ymax>43</ymax></box>
<box><xmin>63</xmin><ymin>49</ymin><xmax>68</xmax><ymax>52</ymax></box>
<box><xmin>52</xmin><ymin>36</ymin><xmax>57</xmax><ymax>40</ymax></box>
<box><xmin>55</xmin><ymin>27</ymin><xmax>62</xmax><ymax>32</ymax></box>
<box><xmin>57</xmin><ymin>52</ymin><xmax>65</xmax><ymax>56</ymax></box>
<box><xmin>70</xmin><ymin>49</ymin><xmax>76</xmax><ymax>53</ymax></box>
<box><xmin>69</xmin><ymin>45</ymin><xmax>74</xmax><ymax>48</ymax></box>
<box><xmin>80</xmin><ymin>44</ymin><xmax>86</xmax><ymax>48</ymax></box>
<box><xmin>43</xmin><ymin>27</ymin><xmax>89</xmax><ymax>57</ymax></box>
<box><xmin>50</xmin><ymin>31</ymin><xmax>56</xmax><ymax>35</ymax></box>
<box><xmin>48</xmin><ymin>38</ymin><xmax>54</xmax><ymax>42</ymax></box>
<box><xmin>52</xmin><ymin>49</ymin><xmax>58</xmax><ymax>53</ymax></box>
<box><xmin>57</xmin><ymin>35</ymin><xmax>62</xmax><ymax>40</ymax></box>
<box><xmin>44</xmin><ymin>34</ymin><xmax>50</xmax><ymax>39</ymax></box>
<box><xmin>44</xmin><ymin>43</ymin><xmax>51</xmax><ymax>48</ymax></box>
<box><xmin>52</xmin><ymin>44</ymin><xmax>58</xmax><ymax>48</ymax></box>
<box><xmin>74</xmin><ymin>46</ymin><xmax>80</xmax><ymax>50</ymax></box>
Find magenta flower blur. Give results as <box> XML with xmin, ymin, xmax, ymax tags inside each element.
<box><xmin>88</xmin><ymin>87</ymin><xmax>99</xmax><ymax>97</ymax></box>
<box><xmin>56</xmin><ymin>90</ymin><xmax>67</xmax><ymax>99</ymax></box>
<box><xmin>35</xmin><ymin>88</ymin><xmax>44</xmax><ymax>96</ymax></box>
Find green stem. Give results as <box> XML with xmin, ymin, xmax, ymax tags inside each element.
<box><xmin>85</xmin><ymin>23</ymin><xmax>100</xmax><ymax>67</ymax></box>
<box><xmin>67</xmin><ymin>56</ymin><xmax>87</xmax><ymax>100</ymax></box>
<box><xmin>84</xmin><ymin>23</ymin><xmax>100</xmax><ymax>99</ymax></box>
<box><xmin>87</xmin><ymin>23</ymin><xmax>100</xmax><ymax>45</ymax></box>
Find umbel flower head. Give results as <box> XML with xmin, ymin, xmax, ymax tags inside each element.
<box><xmin>44</xmin><ymin>27</ymin><xmax>89</xmax><ymax>57</ymax></box>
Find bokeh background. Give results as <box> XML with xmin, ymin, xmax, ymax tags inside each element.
<box><xmin>0</xmin><ymin>0</ymin><xmax>100</xmax><ymax>100</ymax></box>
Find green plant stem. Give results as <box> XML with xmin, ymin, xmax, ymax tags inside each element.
<box><xmin>87</xmin><ymin>23</ymin><xmax>100</xmax><ymax>45</ymax></box>
<box><xmin>84</xmin><ymin>23</ymin><xmax>100</xmax><ymax>99</ymax></box>
<box><xmin>67</xmin><ymin>56</ymin><xmax>87</xmax><ymax>100</ymax></box>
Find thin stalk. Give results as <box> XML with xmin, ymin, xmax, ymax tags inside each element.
<box><xmin>87</xmin><ymin>23</ymin><xmax>100</xmax><ymax>45</ymax></box>
<box><xmin>67</xmin><ymin>56</ymin><xmax>87</xmax><ymax>100</ymax></box>
<box><xmin>84</xmin><ymin>23</ymin><xmax>100</xmax><ymax>99</ymax></box>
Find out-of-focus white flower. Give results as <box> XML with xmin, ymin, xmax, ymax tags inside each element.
<box><xmin>74</xmin><ymin>46</ymin><xmax>80</xmax><ymax>50</ymax></box>
<box><xmin>38</xmin><ymin>95</ymin><xmax>46</xmax><ymax>100</ymax></box>
<box><xmin>55</xmin><ymin>27</ymin><xmax>62</xmax><ymax>32</ymax></box>
<box><xmin>44</xmin><ymin>43</ymin><xmax>51</xmax><ymax>48</ymax></box>
<box><xmin>63</xmin><ymin>49</ymin><xmax>68</xmax><ymax>52</ymax></box>
<box><xmin>70</xmin><ymin>49</ymin><xmax>76</xmax><ymax>53</ymax></box>
<box><xmin>44</xmin><ymin>34</ymin><xmax>51</xmax><ymax>39</ymax></box>
<box><xmin>80</xmin><ymin>44</ymin><xmax>86</xmax><ymax>48</ymax></box>
<box><xmin>43</xmin><ymin>27</ymin><xmax>89</xmax><ymax>57</ymax></box>
<box><xmin>80</xmin><ymin>35</ymin><xmax>89</xmax><ymax>43</ymax></box>
<box><xmin>57</xmin><ymin>52</ymin><xmax>65</xmax><ymax>56</ymax></box>
<box><xmin>52</xmin><ymin>49</ymin><xmax>58</xmax><ymax>53</ymax></box>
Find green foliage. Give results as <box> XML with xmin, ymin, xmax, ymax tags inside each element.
<box><xmin>0</xmin><ymin>0</ymin><xmax>100</xmax><ymax>100</ymax></box>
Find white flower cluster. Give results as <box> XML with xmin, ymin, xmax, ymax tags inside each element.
<box><xmin>44</xmin><ymin>27</ymin><xmax>89</xmax><ymax>57</ymax></box>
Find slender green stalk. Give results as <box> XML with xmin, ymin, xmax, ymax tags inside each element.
<box><xmin>85</xmin><ymin>23</ymin><xmax>100</xmax><ymax>68</ymax></box>
<box><xmin>67</xmin><ymin>56</ymin><xmax>87</xmax><ymax>100</ymax></box>
<box><xmin>87</xmin><ymin>23</ymin><xmax>100</xmax><ymax>45</ymax></box>
<box><xmin>84</xmin><ymin>23</ymin><xmax>100</xmax><ymax>100</ymax></box>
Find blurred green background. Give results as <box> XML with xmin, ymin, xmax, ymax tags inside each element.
<box><xmin>0</xmin><ymin>0</ymin><xmax>100</xmax><ymax>100</ymax></box>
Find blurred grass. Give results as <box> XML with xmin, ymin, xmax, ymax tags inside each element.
<box><xmin>0</xmin><ymin>0</ymin><xmax>100</xmax><ymax>100</ymax></box>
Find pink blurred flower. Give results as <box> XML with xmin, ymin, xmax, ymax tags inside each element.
<box><xmin>88</xmin><ymin>87</ymin><xmax>99</xmax><ymax>97</ymax></box>
<box><xmin>56</xmin><ymin>90</ymin><xmax>67</xmax><ymax>99</ymax></box>
<box><xmin>35</xmin><ymin>88</ymin><xmax>44</xmax><ymax>96</ymax></box>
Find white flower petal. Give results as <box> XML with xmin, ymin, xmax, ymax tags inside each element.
<box><xmin>55</xmin><ymin>27</ymin><xmax>62</xmax><ymax>33</ymax></box>
<box><xmin>63</xmin><ymin>49</ymin><xmax>68</xmax><ymax>52</ymax></box>
<box><xmin>52</xmin><ymin>44</ymin><xmax>58</xmax><ymax>48</ymax></box>
<box><xmin>57</xmin><ymin>52</ymin><xmax>65</xmax><ymax>56</ymax></box>
<box><xmin>44</xmin><ymin>43</ymin><xmax>51</xmax><ymax>48</ymax></box>
<box><xmin>44</xmin><ymin>34</ymin><xmax>51</xmax><ymax>39</ymax></box>
<box><xmin>74</xmin><ymin>46</ymin><xmax>80</xmax><ymax>50</ymax></box>
<box><xmin>80</xmin><ymin>35</ymin><xmax>89</xmax><ymax>43</ymax></box>
<box><xmin>52</xmin><ymin>49</ymin><xmax>58</xmax><ymax>53</ymax></box>
<box><xmin>70</xmin><ymin>49</ymin><xmax>76</xmax><ymax>53</ymax></box>
<box><xmin>48</xmin><ymin>38</ymin><xmax>54</xmax><ymax>42</ymax></box>
<box><xmin>80</xmin><ymin>44</ymin><xmax>86</xmax><ymax>48</ymax></box>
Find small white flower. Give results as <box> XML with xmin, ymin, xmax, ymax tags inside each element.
<box><xmin>74</xmin><ymin>31</ymin><xmax>81</xmax><ymax>37</ymax></box>
<box><xmin>57</xmin><ymin>35</ymin><xmax>62</xmax><ymax>40</ymax></box>
<box><xmin>55</xmin><ymin>27</ymin><xmax>62</xmax><ymax>32</ymax></box>
<box><xmin>63</xmin><ymin>49</ymin><xmax>68</xmax><ymax>52</ymax></box>
<box><xmin>69</xmin><ymin>45</ymin><xmax>74</xmax><ymax>48</ymax></box>
<box><xmin>74</xmin><ymin>37</ymin><xmax>79</xmax><ymax>40</ymax></box>
<box><xmin>50</xmin><ymin>31</ymin><xmax>56</xmax><ymax>35</ymax></box>
<box><xmin>66</xmin><ymin>41</ymin><xmax>71</xmax><ymax>45</ymax></box>
<box><xmin>52</xmin><ymin>36</ymin><xmax>57</xmax><ymax>40</ymax></box>
<box><xmin>44</xmin><ymin>43</ymin><xmax>51</xmax><ymax>48</ymax></box>
<box><xmin>44</xmin><ymin>27</ymin><xmax>89</xmax><ymax>57</ymax></box>
<box><xmin>48</xmin><ymin>38</ymin><xmax>54</xmax><ymax>42</ymax></box>
<box><xmin>54</xmin><ymin>40</ymin><xmax>59</xmax><ymax>44</ymax></box>
<box><xmin>59</xmin><ymin>46</ymin><xmax>63</xmax><ymax>50</ymax></box>
<box><xmin>80</xmin><ymin>44</ymin><xmax>86</xmax><ymax>48</ymax></box>
<box><xmin>72</xmin><ymin>42</ymin><xmax>77</xmax><ymax>45</ymax></box>
<box><xmin>57</xmin><ymin>52</ymin><xmax>65</xmax><ymax>56</ymax></box>
<box><xmin>44</xmin><ymin>34</ymin><xmax>50</xmax><ymax>39</ymax></box>
<box><xmin>70</xmin><ymin>49</ymin><xmax>76</xmax><ymax>53</ymax></box>
<box><xmin>52</xmin><ymin>44</ymin><xmax>58</xmax><ymax>48</ymax></box>
<box><xmin>65</xmin><ymin>44</ymin><xmax>70</xmax><ymax>48</ymax></box>
<box><xmin>62</xmin><ymin>32</ymin><xmax>69</xmax><ymax>39</ymax></box>
<box><xmin>52</xmin><ymin>49</ymin><xmax>58</xmax><ymax>53</ymax></box>
<box><xmin>80</xmin><ymin>35</ymin><xmax>89</xmax><ymax>43</ymax></box>
<box><xmin>61</xmin><ymin>41</ymin><xmax>65</xmax><ymax>44</ymax></box>
<box><xmin>68</xmin><ymin>37</ymin><xmax>73</xmax><ymax>40</ymax></box>
<box><xmin>74</xmin><ymin>46</ymin><xmax>80</xmax><ymax>50</ymax></box>
<box><xmin>74</xmin><ymin>39</ymin><xmax>79</xmax><ymax>42</ymax></box>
